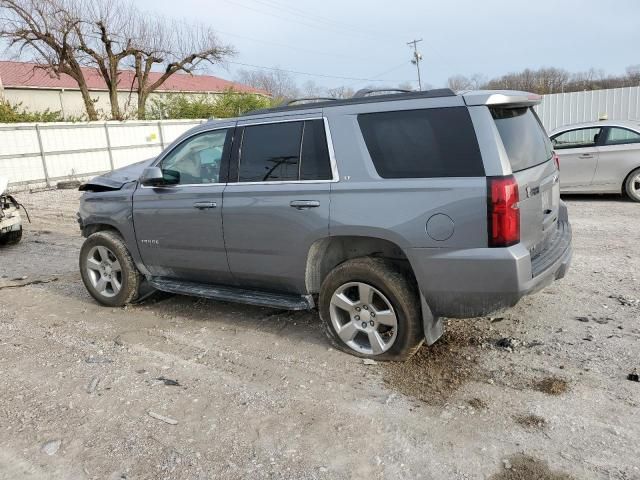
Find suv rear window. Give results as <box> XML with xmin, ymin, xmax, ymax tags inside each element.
<box><xmin>491</xmin><ymin>107</ymin><xmax>552</xmax><ymax>172</ymax></box>
<box><xmin>357</xmin><ymin>107</ymin><xmax>484</xmax><ymax>179</ymax></box>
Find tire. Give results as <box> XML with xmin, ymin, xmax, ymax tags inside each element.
<box><xmin>79</xmin><ymin>230</ymin><xmax>141</xmax><ymax>307</ymax></box>
<box><xmin>319</xmin><ymin>257</ymin><xmax>424</xmax><ymax>361</ymax></box>
<box><xmin>623</xmin><ymin>167</ymin><xmax>640</xmax><ymax>202</ymax></box>
<box><xmin>0</xmin><ymin>227</ymin><xmax>22</xmax><ymax>245</ymax></box>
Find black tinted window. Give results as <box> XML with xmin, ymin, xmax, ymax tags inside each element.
<box><xmin>239</xmin><ymin>122</ymin><xmax>302</xmax><ymax>182</ymax></box>
<box><xmin>357</xmin><ymin>107</ymin><xmax>484</xmax><ymax>178</ymax></box>
<box><xmin>301</xmin><ymin>120</ymin><xmax>332</xmax><ymax>180</ymax></box>
<box><xmin>492</xmin><ymin>107</ymin><xmax>552</xmax><ymax>172</ymax></box>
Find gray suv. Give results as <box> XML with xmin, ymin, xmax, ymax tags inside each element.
<box><xmin>77</xmin><ymin>89</ymin><xmax>572</xmax><ymax>360</ymax></box>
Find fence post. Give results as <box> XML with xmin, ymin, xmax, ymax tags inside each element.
<box><xmin>104</xmin><ymin>122</ymin><xmax>115</xmax><ymax>171</ymax></box>
<box><xmin>157</xmin><ymin>120</ymin><xmax>165</xmax><ymax>149</ymax></box>
<box><xmin>34</xmin><ymin>124</ymin><xmax>50</xmax><ymax>187</ymax></box>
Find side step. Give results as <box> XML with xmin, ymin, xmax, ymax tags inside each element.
<box><xmin>148</xmin><ymin>277</ymin><xmax>315</xmax><ymax>311</ymax></box>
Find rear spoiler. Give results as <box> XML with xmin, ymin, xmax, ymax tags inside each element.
<box><xmin>461</xmin><ymin>90</ymin><xmax>542</xmax><ymax>107</ymax></box>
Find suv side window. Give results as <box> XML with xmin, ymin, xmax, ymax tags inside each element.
<box><xmin>603</xmin><ymin>127</ymin><xmax>640</xmax><ymax>146</ymax></box>
<box><xmin>357</xmin><ymin>107</ymin><xmax>484</xmax><ymax>179</ymax></box>
<box><xmin>551</xmin><ymin>128</ymin><xmax>601</xmax><ymax>150</ymax></box>
<box><xmin>160</xmin><ymin>129</ymin><xmax>229</xmax><ymax>184</ymax></box>
<box><xmin>238</xmin><ymin>120</ymin><xmax>332</xmax><ymax>182</ymax></box>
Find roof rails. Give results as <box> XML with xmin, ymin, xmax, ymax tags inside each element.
<box><xmin>279</xmin><ymin>97</ymin><xmax>337</xmax><ymax>107</ymax></box>
<box><xmin>244</xmin><ymin>88</ymin><xmax>457</xmax><ymax>116</ymax></box>
<box><xmin>352</xmin><ymin>88</ymin><xmax>412</xmax><ymax>98</ymax></box>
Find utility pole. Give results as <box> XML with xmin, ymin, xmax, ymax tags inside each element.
<box><xmin>407</xmin><ymin>39</ymin><xmax>423</xmax><ymax>91</ymax></box>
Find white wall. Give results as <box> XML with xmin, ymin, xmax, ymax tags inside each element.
<box><xmin>0</xmin><ymin>119</ymin><xmax>205</xmax><ymax>188</ymax></box>
<box><xmin>534</xmin><ymin>86</ymin><xmax>640</xmax><ymax>132</ymax></box>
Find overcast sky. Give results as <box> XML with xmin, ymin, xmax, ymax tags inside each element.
<box><xmin>136</xmin><ymin>0</ymin><xmax>640</xmax><ymax>90</ymax></box>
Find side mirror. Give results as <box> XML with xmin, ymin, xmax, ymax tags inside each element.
<box><xmin>139</xmin><ymin>167</ymin><xmax>179</xmax><ymax>187</ymax></box>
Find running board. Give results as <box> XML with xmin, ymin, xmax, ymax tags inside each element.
<box><xmin>148</xmin><ymin>277</ymin><xmax>315</xmax><ymax>310</ymax></box>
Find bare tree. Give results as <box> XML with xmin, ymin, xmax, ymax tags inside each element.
<box><xmin>301</xmin><ymin>79</ymin><xmax>324</xmax><ymax>98</ymax></box>
<box><xmin>128</xmin><ymin>17</ymin><xmax>234</xmax><ymax>119</ymax></box>
<box><xmin>236</xmin><ymin>68</ymin><xmax>298</xmax><ymax>99</ymax></box>
<box><xmin>0</xmin><ymin>0</ymin><xmax>99</xmax><ymax>119</ymax></box>
<box><xmin>1</xmin><ymin>0</ymin><xmax>234</xmax><ymax>120</ymax></box>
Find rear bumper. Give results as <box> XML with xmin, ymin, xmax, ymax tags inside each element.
<box><xmin>406</xmin><ymin>220</ymin><xmax>572</xmax><ymax>318</ymax></box>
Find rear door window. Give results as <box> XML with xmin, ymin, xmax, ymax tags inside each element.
<box><xmin>603</xmin><ymin>127</ymin><xmax>640</xmax><ymax>146</ymax></box>
<box><xmin>492</xmin><ymin>107</ymin><xmax>553</xmax><ymax>172</ymax></box>
<box><xmin>237</xmin><ymin>120</ymin><xmax>333</xmax><ymax>182</ymax></box>
<box><xmin>239</xmin><ymin>122</ymin><xmax>302</xmax><ymax>182</ymax></box>
<box><xmin>357</xmin><ymin>107</ymin><xmax>484</xmax><ymax>178</ymax></box>
<box><xmin>551</xmin><ymin>127</ymin><xmax>602</xmax><ymax>150</ymax></box>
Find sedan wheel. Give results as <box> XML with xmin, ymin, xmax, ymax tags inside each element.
<box><xmin>626</xmin><ymin>169</ymin><xmax>640</xmax><ymax>202</ymax></box>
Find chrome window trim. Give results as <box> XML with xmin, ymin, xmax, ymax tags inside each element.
<box><xmin>141</xmin><ymin>126</ymin><xmax>233</xmax><ymax>189</ymax></box>
<box><xmin>232</xmin><ymin>116</ymin><xmax>339</xmax><ymax>185</ymax></box>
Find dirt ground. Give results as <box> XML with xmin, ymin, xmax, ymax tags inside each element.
<box><xmin>0</xmin><ymin>189</ymin><xmax>638</xmax><ymax>480</ymax></box>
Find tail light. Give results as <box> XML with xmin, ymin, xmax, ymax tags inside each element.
<box><xmin>552</xmin><ymin>151</ymin><xmax>560</xmax><ymax>170</ymax></box>
<box><xmin>487</xmin><ymin>175</ymin><xmax>520</xmax><ymax>247</ymax></box>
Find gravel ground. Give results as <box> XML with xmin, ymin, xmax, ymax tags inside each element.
<box><xmin>0</xmin><ymin>189</ymin><xmax>638</xmax><ymax>480</ymax></box>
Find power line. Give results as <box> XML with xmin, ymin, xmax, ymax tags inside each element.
<box><xmin>227</xmin><ymin>60</ymin><xmax>408</xmax><ymax>83</ymax></box>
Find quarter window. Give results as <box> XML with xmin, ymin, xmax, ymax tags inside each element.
<box><xmin>604</xmin><ymin>127</ymin><xmax>640</xmax><ymax>146</ymax></box>
<box><xmin>160</xmin><ymin>129</ymin><xmax>229</xmax><ymax>184</ymax></box>
<box><xmin>357</xmin><ymin>107</ymin><xmax>484</xmax><ymax>179</ymax></box>
<box><xmin>551</xmin><ymin>128</ymin><xmax>601</xmax><ymax>150</ymax></box>
<box><xmin>238</xmin><ymin>120</ymin><xmax>333</xmax><ymax>182</ymax></box>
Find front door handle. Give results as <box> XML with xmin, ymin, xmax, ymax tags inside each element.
<box><xmin>290</xmin><ymin>200</ymin><xmax>320</xmax><ymax>210</ymax></box>
<box><xmin>579</xmin><ymin>154</ymin><xmax>594</xmax><ymax>158</ymax></box>
<box><xmin>193</xmin><ymin>201</ymin><xmax>217</xmax><ymax>209</ymax></box>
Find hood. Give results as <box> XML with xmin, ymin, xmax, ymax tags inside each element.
<box><xmin>79</xmin><ymin>157</ymin><xmax>156</xmax><ymax>191</ymax></box>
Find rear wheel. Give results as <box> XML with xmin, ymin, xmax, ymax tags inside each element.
<box><xmin>624</xmin><ymin>168</ymin><xmax>640</xmax><ymax>202</ymax></box>
<box><xmin>319</xmin><ymin>257</ymin><xmax>423</xmax><ymax>361</ymax></box>
<box><xmin>80</xmin><ymin>230</ymin><xmax>141</xmax><ymax>307</ymax></box>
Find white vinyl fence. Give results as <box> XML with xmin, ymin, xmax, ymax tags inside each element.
<box><xmin>534</xmin><ymin>86</ymin><xmax>640</xmax><ymax>132</ymax></box>
<box><xmin>0</xmin><ymin>119</ymin><xmax>205</xmax><ymax>189</ymax></box>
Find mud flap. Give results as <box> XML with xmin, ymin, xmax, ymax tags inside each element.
<box><xmin>420</xmin><ymin>292</ymin><xmax>443</xmax><ymax>346</ymax></box>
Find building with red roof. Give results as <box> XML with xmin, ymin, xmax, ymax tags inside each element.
<box><xmin>0</xmin><ymin>60</ymin><xmax>267</xmax><ymax>118</ymax></box>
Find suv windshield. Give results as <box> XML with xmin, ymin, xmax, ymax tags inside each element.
<box><xmin>491</xmin><ymin>107</ymin><xmax>552</xmax><ymax>172</ymax></box>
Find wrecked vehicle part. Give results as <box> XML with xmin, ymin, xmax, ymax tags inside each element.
<box><xmin>79</xmin><ymin>158</ymin><xmax>156</xmax><ymax>192</ymax></box>
<box><xmin>1</xmin><ymin>177</ymin><xmax>24</xmax><ymax>245</ymax></box>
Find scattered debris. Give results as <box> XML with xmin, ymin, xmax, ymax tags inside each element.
<box><xmin>136</xmin><ymin>369</ymin><xmax>147</xmax><ymax>374</ymax></box>
<box><xmin>496</xmin><ymin>337</ymin><xmax>520</xmax><ymax>351</ymax></box>
<box><xmin>490</xmin><ymin>317</ymin><xmax>505</xmax><ymax>323</ymax></box>
<box><xmin>628</xmin><ymin>369</ymin><xmax>639</xmax><ymax>382</ymax></box>
<box><xmin>490</xmin><ymin>455</ymin><xmax>574</xmax><ymax>480</ymax></box>
<box><xmin>575</xmin><ymin>315</ymin><xmax>613</xmax><ymax>324</ymax></box>
<box><xmin>41</xmin><ymin>439</ymin><xmax>62</xmax><ymax>456</ymax></box>
<box><xmin>114</xmin><ymin>335</ymin><xmax>124</xmax><ymax>346</ymax></box>
<box><xmin>609</xmin><ymin>295</ymin><xmax>639</xmax><ymax>307</ymax></box>
<box><xmin>85</xmin><ymin>356</ymin><xmax>113</xmax><ymax>364</ymax></box>
<box><xmin>514</xmin><ymin>414</ymin><xmax>547</xmax><ymax>429</ymax></box>
<box><xmin>575</xmin><ymin>316</ymin><xmax>589</xmax><ymax>322</ymax></box>
<box><xmin>535</xmin><ymin>376</ymin><xmax>568</xmax><ymax>396</ymax></box>
<box><xmin>0</xmin><ymin>277</ymin><xmax>59</xmax><ymax>290</ymax></box>
<box><xmin>147</xmin><ymin>411</ymin><xmax>178</xmax><ymax>425</ymax></box>
<box><xmin>467</xmin><ymin>397</ymin><xmax>488</xmax><ymax>410</ymax></box>
<box><xmin>56</xmin><ymin>180</ymin><xmax>82</xmax><ymax>190</ymax></box>
<box><xmin>363</xmin><ymin>359</ymin><xmax>377</xmax><ymax>365</ymax></box>
<box><xmin>156</xmin><ymin>376</ymin><xmax>181</xmax><ymax>386</ymax></box>
<box><xmin>86</xmin><ymin>376</ymin><xmax>100</xmax><ymax>394</ymax></box>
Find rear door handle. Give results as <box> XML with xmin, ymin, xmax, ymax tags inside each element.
<box><xmin>193</xmin><ymin>201</ymin><xmax>217</xmax><ymax>209</ymax></box>
<box><xmin>290</xmin><ymin>200</ymin><xmax>320</xmax><ymax>209</ymax></box>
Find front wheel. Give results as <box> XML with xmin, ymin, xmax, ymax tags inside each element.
<box><xmin>319</xmin><ymin>257</ymin><xmax>424</xmax><ymax>361</ymax></box>
<box><xmin>624</xmin><ymin>167</ymin><xmax>640</xmax><ymax>202</ymax></box>
<box><xmin>79</xmin><ymin>230</ymin><xmax>141</xmax><ymax>307</ymax></box>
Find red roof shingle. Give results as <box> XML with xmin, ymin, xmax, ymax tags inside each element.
<box><xmin>0</xmin><ymin>60</ymin><xmax>265</xmax><ymax>95</ymax></box>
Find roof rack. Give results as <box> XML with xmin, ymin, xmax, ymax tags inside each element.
<box><xmin>244</xmin><ymin>88</ymin><xmax>457</xmax><ymax>116</ymax></box>
<box><xmin>352</xmin><ymin>88</ymin><xmax>413</xmax><ymax>98</ymax></box>
<box><xmin>279</xmin><ymin>97</ymin><xmax>337</xmax><ymax>107</ymax></box>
